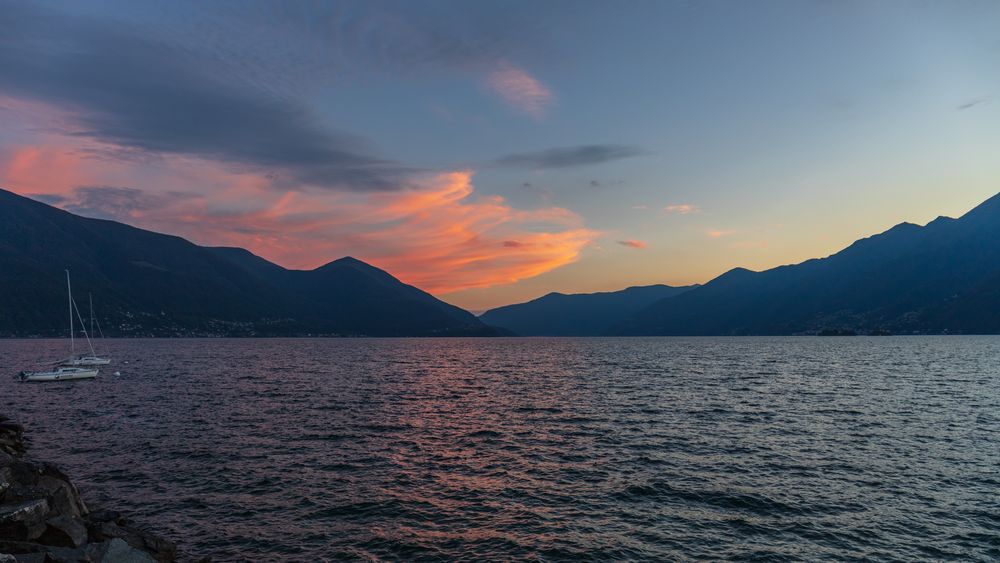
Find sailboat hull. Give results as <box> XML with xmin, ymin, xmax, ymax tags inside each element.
<box><xmin>61</xmin><ymin>356</ymin><xmax>111</xmax><ymax>367</ymax></box>
<box><xmin>19</xmin><ymin>367</ymin><xmax>99</xmax><ymax>382</ymax></box>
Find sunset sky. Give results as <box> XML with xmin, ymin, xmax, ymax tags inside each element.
<box><xmin>2</xmin><ymin>0</ymin><xmax>999</xmax><ymax>311</ymax></box>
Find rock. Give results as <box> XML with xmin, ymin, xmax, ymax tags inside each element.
<box><xmin>37</xmin><ymin>517</ymin><xmax>87</xmax><ymax>549</ymax></box>
<box><xmin>0</xmin><ymin>467</ymin><xmax>13</xmax><ymax>495</ymax></box>
<box><xmin>1</xmin><ymin>462</ymin><xmax>87</xmax><ymax>521</ymax></box>
<box><xmin>33</xmin><ymin>477</ymin><xmax>84</xmax><ymax>521</ymax></box>
<box><xmin>36</xmin><ymin>545</ymin><xmax>88</xmax><ymax>562</ymax></box>
<box><xmin>7</xmin><ymin>554</ymin><xmax>48</xmax><ymax>563</ymax></box>
<box><xmin>0</xmin><ymin>501</ymin><xmax>49</xmax><ymax>526</ymax></box>
<box><xmin>86</xmin><ymin>523</ymin><xmax>175</xmax><ymax>563</ymax></box>
<box><xmin>0</xmin><ymin>500</ymin><xmax>50</xmax><ymax>542</ymax></box>
<box><xmin>0</xmin><ymin>422</ymin><xmax>25</xmax><ymax>456</ymax></box>
<box><xmin>10</xmin><ymin>556</ymin><xmax>48</xmax><ymax>563</ymax></box>
<box><xmin>88</xmin><ymin>539</ymin><xmax>156</xmax><ymax>563</ymax></box>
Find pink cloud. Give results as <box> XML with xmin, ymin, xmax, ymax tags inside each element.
<box><xmin>486</xmin><ymin>61</ymin><xmax>553</xmax><ymax>118</ymax></box>
<box><xmin>618</xmin><ymin>239</ymin><xmax>647</xmax><ymax>249</ymax></box>
<box><xmin>1</xmin><ymin>147</ymin><xmax>598</xmax><ymax>294</ymax></box>
<box><xmin>706</xmin><ymin>229</ymin><xmax>736</xmax><ymax>238</ymax></box>
<box><xmin>1</xmin><ymin>145</ymin><xmax>102</xmax><ymax>196</ymax></box>
<box><xmin>664</xmin><ymin>204</ymin><xmax>699</xmax><ymax>214</ymax></box>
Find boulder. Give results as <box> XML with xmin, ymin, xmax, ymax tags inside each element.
<box><xmin>0</xmin><ymin>500</ymin><xmax>49</xmax><ymax>540</ymax></box>
<box><xmin>0</xmin><ymin>467</ymin><xmax>13</xmax><ymax>496</ymax></box>
<box><xmin>87</xmin><ymin>538</ymin><xmax>156</xmax><ymax>563</ymax></box>
<box><xmin>86</xmin><ymin>522</ymin><xmax>176</xmax><ymax>563</ymax></box>
<box><xmin>6</xmin><ymin>554</ymin><xmax>47</xmax><ymax>563</ymax></box>
<box><xmin>0</xmin><ymin>424</ymin><xmax>25</xmax><ymax>456</ymax></box>
<box><xmin>33</xmin><ymin>475</ymin><xmax>85</xmax><ymax>521</ymax></box>
<box><xmin>0</xmin><ymin>500</ymin><xmax>49</xmax><ymax>525</ymax></box>
<box><xmin>37</xmin><ymin>517</ymin><xmax>87</xmax><ymax>548</ymax></box>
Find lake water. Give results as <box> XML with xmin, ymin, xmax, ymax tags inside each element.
<box><xmin>2</xmin><ymin>337</ymin><xmax>999</xmax><ymax>560</ymax></box>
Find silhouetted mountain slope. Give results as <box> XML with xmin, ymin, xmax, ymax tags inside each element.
<box><xmin>480</xmin><ymin>284</ymin><xmax>696</xmax><ymax>336</ymax></box>
<box><xmin>211</xmin><ymin>252</ymin><xmax>491</xmax><ymax>336</ymax></box>
<box><xmin>0</xmin><ymin>188</ymin><xmax>497</xmax><ymax>336</ymax></box>
<box><xmin>615</xmin><ymin>193</ymin><xmax>1000</xmax><ymax>335</ymax></box>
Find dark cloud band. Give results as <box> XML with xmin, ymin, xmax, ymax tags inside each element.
<box><xmin>493</xmin><ymin>144</ymin><xmax>646</xmax><ymax>169</ymax></box>
<box><xmin>0</xmin><ymin>3</ymin><xmax>409</xmax><ymax>191</ymax></box>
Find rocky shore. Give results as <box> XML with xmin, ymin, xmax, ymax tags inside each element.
<box><xmin>0</xmin><ymin>415</ymin><xmax>181</xmax><ymax>562</ymax></box>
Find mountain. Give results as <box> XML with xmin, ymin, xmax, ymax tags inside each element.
<box><xmin>480</xmin><ymin>284</ymin><xmax>696</xmax><ymax>336</ymax></box>
<box><xmin>614</xmin><ymin>192</ymin><xmax>1000</xmax><ymax>335</ymax></box>
<box><xmin>0</xmin><ymin>188</ymin><xmax>498</xmax><ymax>337</ymax></box>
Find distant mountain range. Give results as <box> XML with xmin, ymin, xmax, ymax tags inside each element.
<box><xmin>480</xmin><ymin>284</ymin><xmax>696</xmax><ymax>336</ymax></box>
<box><xmin>3</xmin><ymin>187</ymin><xmax>999</xmax><ymax>337</ymax></box>
<box><xmin>0</xmin><ymin>188</ymin><xmax>498</xmax><ymax>337</ymax></box>
<box><xmin>613</xmin><ymin>192</ymin><xmax>1000</xmax><ymax>335</ymax></box>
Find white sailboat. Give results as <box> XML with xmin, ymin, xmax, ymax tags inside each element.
<box><xmin>60</xmin><ymin>292</ymin><xmax>111</xmax><ymax>367</ymax></box>
<box><xmin>18</xmin><ymin>366</ymin><xmax>98</xmax><ymax>382</ymax></box>
<box><xmin>19</xmin><ymin>271</ymin><xmax>100</xmax><ymax>382</ymax></box>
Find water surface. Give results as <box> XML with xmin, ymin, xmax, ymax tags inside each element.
<box><xmin>3</xmin><ymin>337</ymin><xmax>999</xmax><ymax>560</ymax></box>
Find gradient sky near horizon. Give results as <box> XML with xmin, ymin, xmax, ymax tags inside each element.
<box><xmin>1</xmin><ymin>0</ymin><xmax>999</xmax><ymax>311</ymax></box>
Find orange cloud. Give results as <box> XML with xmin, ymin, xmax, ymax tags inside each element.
<box><xmin>618</xmin><ymin>239</ymin><xmax>647</xmax><ymax>249</ymax></box>
<box><xmin>1</xmin><ymin>147</ymin><xmax>597</xmax><ymax>294</ymax></box>
<box><xmin>355</xmin><ymin>172</ymin><xmax>597</xmax><ymax>291</ymax></box>
<box><xmin>706</xmin><ymin>229</ymin><xmax>736</xmax><ymax>238</ymax></box>
<box><xmin>486</xmin><ymin>61</ymin><xmax>553</xmax><ymax>118</ymax></box>
<box><xmin>664</xmin><ymin>204</ymin><xmax>699</xmax><ymax>214</ymax></box>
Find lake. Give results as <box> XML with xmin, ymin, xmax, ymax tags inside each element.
<box><xmin>3</xmin><ymin>337</ymin><xmax>999</xmax><ymax>560</ymax></box>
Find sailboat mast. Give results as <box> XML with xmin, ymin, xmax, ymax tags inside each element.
<box><xmin>89</xmin><ymin>293</ymin><xmax>94</xmax><ymax>340</ymax></box>
<box><xmin>66</xmin><ymin>269</ymin><xmax>74</xmax><ymax>355</ymax></box>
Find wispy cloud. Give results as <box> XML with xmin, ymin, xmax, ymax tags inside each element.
<box><xmin>486</xmin><ymin>61</ymin><xmax>553</xmax><ymax>118</ymax></box>
<box><xmin>664</xmin><ymin>204</ymin><xmax>699</xmax><ymax>214</ymax></box>
<box><xmin>706</xmin><ymin>229</ymin><xmax>736</xmax><ymax>238</ymax></box>
<box><xmin>618</xmin><ymin>239</ymin><xmax>647</xmax><ymax>249</ymax></box>
<box><xmin>58</xmin><ymin>186</ymin><xmax>200</xmax><ymax>221</ymax></box>
<box><xmin>957</xmin><ymin>96</ymin><xmax>990</xmax><ymax>110</ymax></box>
<box><xmin>494</xmin><ymin>144</ymin><xmax>645</xmax><ymax>169</ymax></box>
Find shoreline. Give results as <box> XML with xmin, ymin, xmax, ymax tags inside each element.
<box><xmin>2</xmin><ymin>333</ymin><xmax>997</xmax><ymax>340</ymax></box>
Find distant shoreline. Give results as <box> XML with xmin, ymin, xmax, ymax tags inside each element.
<box><xmin>2</xmin><ymin>333</ymin><xmax>995</xmax><ymax>340</ymax></box>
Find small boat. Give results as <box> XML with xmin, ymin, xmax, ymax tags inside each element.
<box><xmin>19</xmin><ymin>367</ymin><xmax>99</xmax><ymax>382</ymax></box>
<box><xmin>60</xmin><ymin>355</ymin><xmax>111</xmax><ymax>367</ymax></box>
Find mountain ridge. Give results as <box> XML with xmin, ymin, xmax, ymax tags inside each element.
<box><xmin>480</xmin><ymin>284</ymin><xmax>697</xmax><ymax>336</ymax></box>
<box><xmin>613</xmin><ymin>192</ymin><xmax>1000</xmax><ymax>335</ymax></box>
<box><xmin>0</xmin><ymin>188</ymin><xmax>498</xmax><ymax>337</ymax></box>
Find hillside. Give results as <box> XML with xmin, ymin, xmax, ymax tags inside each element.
<box><xmin>0</xmin><ymin>188</ymin><xmax>497</xmax><ymax>337</ymax></box>
<box><xmin>480</xmin><ymin>284</ymin><xmax>695</xmax><ymax>336</ymax></box>
<box><xmin>614</xmin><ymin>193</ymin><xmax>1000</xmax><ymax>335</ymax></box>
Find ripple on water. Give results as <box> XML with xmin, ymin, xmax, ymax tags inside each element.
<box><xmin>3</xmin><ymin>336</ymin><xmax>1000</xmax><ymax>561</ymax></box>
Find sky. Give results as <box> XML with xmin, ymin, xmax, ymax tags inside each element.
<box><xmin>1</xmin><ymin>0</ymin><xmax>998</xmax><ymax>311</ymax></box>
